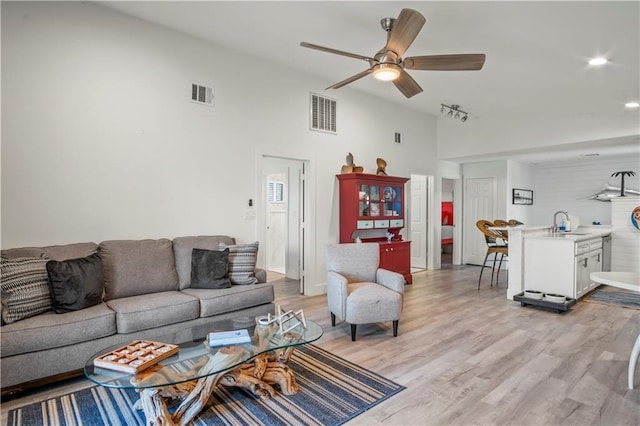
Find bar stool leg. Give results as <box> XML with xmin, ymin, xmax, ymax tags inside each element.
<box><xmin>478</xmin><ymin>251</ymin><xmax>490</xmax><ymax>290</ymax></box>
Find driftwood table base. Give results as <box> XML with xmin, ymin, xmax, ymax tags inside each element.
<box><xmin>132</xmin><ymin>330</ymin><xmax>301</xmax><ymax>426</ymax></box>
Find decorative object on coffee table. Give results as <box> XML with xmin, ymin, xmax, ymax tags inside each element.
<box><xmin>262</xmin><ymin>304</ymin><xmax>307</xmax><ymax>333</ymax></box>
<box><xmin>93</xmin><ymin>340</ymin><xmax>178</xmax><ymax>373</ymax></box>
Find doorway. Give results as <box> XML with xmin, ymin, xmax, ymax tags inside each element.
<box><xmin>441</xmin><ymin>178</ymin><xmax>454</xmax><ymax>268</ymax></box>
<box><xmin>261</xmin><ymin>156</ymin><xmax>306</xmax><ymax>294</ymax></box>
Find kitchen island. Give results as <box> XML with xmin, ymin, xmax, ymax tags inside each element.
<box><xmin>505</xmin><ymin>226</ymin><xmax>611</xmax><ymax>300</ymax></box>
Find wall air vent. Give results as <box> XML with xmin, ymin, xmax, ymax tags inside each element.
<box><xmin>191</xmin><ymin>83</ymin><xmax>214</xmax><ymax>107</ymax></box>
<box><xmin>310</xmin><ymin>93</ymin><xmax>337</xmax><ymax>134</ymax></box>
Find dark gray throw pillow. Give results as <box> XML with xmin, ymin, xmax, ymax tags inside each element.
<box><xmin>191</xmin><ymin>248</ymin><xmax>231</xmax><ymax>289</ymax></box>
<box><xmin>46</xmin><ymin>253</ymin><xmax>104</xmax><ymax>313</ymax></box>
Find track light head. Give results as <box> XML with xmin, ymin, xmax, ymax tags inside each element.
<box><xmin>461</xmin><ymin>114</ymin><xmax>468</xmax><ymax>122</ymax></box>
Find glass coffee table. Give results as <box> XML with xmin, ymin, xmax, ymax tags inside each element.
<box><xmin>85</xmin><ymin>315</ymin><xmax>323</xmax><ymax>425</ymax></box>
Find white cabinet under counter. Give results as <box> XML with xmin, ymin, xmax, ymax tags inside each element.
<box><xmin>524</xmin><ymin>234</ymin><xmax>606</xmax><ymax>299</ymax></box>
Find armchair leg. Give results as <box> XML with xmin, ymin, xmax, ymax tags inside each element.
<box><xmin>351</xmin><ymin>324</ymin><xmax>357</xmax><ymax>341</ymax></box>
<box><xmin>331</xmin><ymin>312</ymin><xmax>336</xmax><ymax>327</ymax></box>
<box><xmin>393</xmin><ymin>320</ymin><xmax>399</xmax><ymax>337</ymax></box>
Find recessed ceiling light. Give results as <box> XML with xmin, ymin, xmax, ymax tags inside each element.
<box><xmin>588</xmin><ymin>57</ymin><xmax>608</xmax><ymax>66</ymax></box>
<box><xmin>625</xmin><ymin>102</ymin><xmax>640</xmax><ymax>108</ymax></box>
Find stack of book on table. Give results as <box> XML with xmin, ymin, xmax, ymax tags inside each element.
<box><xmin>208</xmin><ymin>329</ymin><xmax>251</xmax><ymax>347</ymax></box>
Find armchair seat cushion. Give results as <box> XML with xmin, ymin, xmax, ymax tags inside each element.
<box><xmin>345</xmin><ymin>282</ymin><xmax>402</xmax><ymax>324</ymax></box>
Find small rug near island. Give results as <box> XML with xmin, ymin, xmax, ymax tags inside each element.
<box><xmin>584</xmin><ymin>285</ymin><xmax>640</xmax><ymax>310</ymax></box>
<box><xmin>5</xmin><ymin>345</ymin><xmax>404</xmax><ymax>426</ymax></box>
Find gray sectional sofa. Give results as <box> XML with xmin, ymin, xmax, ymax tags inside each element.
<box><xmin>0</xmin><ymin>235</ymin><xmax>274</xmax><ymax>394</ymax></box>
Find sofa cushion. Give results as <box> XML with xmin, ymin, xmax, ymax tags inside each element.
<box><xmin>182</xmin><ymin>283</ymin><xmax>274</xmax><ymax>318</ymax></box>
<box><xmin>46</xmin><ymin>253</ymin><xmax>104</xmax><ymax>313</ymax></box>
<box><xmin>1</xmin><ymin>242</ymin><xmax>98</xmax><ymax>261</ymax></box>
<box><xmin>1</xmin><ymin>256</ymin><xmax>52</xmax><ymax>324</ymax></box>
<box><xmin>191</xmin><ymin>248</ymin><xmax>231</xmax><ymax>289</ymax></box>
<box><xmin>100</xmin><ymin>239</ymin><xmax>179</xmax><ymax>300</ymax></box>
<box><xmin>105</xmin><ymin>291</ymin><xmax>199</xmax><ymax>333</ymax></box>
<box><xmin>220</xmin><ymin>242</ymin><xmax>259</xmax><ymax>285</ymax></box>
<box><xmin>0</xmin><ymin>303</ymin><xmax>116</xmax><ymax>357</ymax></box>
<box><xmin>173</xmin><ymin>235</ymin><xmax>236</xmax><ymax>289</ymax></box>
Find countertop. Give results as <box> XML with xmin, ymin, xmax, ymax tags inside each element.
<box><xmin>590</xmin><ymin>271</ymin><xmax>640</xmax><ymax>292</ymax></box>
<box><xmin>520</xmin><ymin>226</ymin><xmax>611</xmax><ymax>242</ymax></box>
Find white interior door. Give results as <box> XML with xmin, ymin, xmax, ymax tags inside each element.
<box><xmin>410</xmin><ymin>174</ymin><xmax>427</xmax><ymax>269</ymax></box>
<box><xmin>463</xmin><ymin>177</ymin><xmax>496</xmax><ymax>265</ymax></box>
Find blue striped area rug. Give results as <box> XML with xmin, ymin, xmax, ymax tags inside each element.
<box><xmin>5</xmin><ymin>345</ymin><xmax>404</xmax><ymax>426</ymax></box>
<box><xmin>584</xmin><ymin>285</ymin><xmax>640</xmax><ymax>309</ymax></box>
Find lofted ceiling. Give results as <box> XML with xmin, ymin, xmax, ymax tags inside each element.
<box><xmin>97</xmin><ymin>1</ymin><xmax>639</xmax><ymax>163</ymax></box>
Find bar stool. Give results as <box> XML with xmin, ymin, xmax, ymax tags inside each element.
<box><xmin>476</xmin><ymin>220</ymin><xmax>508</xmax><ymax>289</ymax></box>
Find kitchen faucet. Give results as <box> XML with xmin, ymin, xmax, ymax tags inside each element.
<box><xmin>552</xmin><ymin>211</ymin><xmax>569</xmax><ymax>233</ymax></box>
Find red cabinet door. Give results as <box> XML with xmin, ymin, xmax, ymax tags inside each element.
<box><xmin>379</xmin><ymin>241</ymin><xmax>412</xmax><ymax>284</ymax></box>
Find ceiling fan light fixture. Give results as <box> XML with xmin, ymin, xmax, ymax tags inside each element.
<box><xmin>588</xmin><ymin>57</ymin><xmax>608</xmax><ymax>66</ymax></box>
<box><xmin>372</xmin><ymin>63</ymin><xmax>401</xmax><ymax>81</ymax></box>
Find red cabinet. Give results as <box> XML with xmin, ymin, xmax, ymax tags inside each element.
<box><xmin>336</xmin><ymin>173</ymin><xmax>412</xmax><ymax>284</ymax></box>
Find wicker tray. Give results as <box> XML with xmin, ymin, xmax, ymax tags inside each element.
<box><xmin>93</xmin><ymin>340</ymin><xmax>178</xmax><ymax>373</ymax></box>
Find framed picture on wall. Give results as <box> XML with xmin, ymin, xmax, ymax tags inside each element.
<box><xmin>512</xmin><ymin>188</ymin><xmax>533</xmax><ymax>205</ymax></box>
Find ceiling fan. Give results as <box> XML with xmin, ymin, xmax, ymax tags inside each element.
<box><xmin>300</xmin><ymin>8</ymin><xmax>486</xmax><ymax>98</ymax></box>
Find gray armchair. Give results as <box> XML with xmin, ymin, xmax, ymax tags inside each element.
<box><xmin>324</xmin><ymin>243</ymin><xmax>405</xmax><ymax>341</ymax></box>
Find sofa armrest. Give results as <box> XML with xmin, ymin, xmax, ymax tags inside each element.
<box><xmin>376</xmin><ymin>268</ymin><xmax>405</xmax><ymax>294</ymax></box>
<box><xmin>254</xmin><ymin>267</ymin><xmax>267</xmax><ymax>284</ymax></box>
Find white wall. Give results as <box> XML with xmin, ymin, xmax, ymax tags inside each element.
<box><xmin>506</xmin><ymin>160</ymin><xmax>534</xmax><ymax>225</ymax></box>
<box><xmin>530</xmin><ymin>154</ymin><xmax>640</xmax><ymax>227</ymax></box>
<box><xmin>1</xmin><ymin>2</ymin><xmax>438</xmax><ymax>295</ymax></box>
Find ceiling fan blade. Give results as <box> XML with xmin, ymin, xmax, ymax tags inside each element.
<box><xmin>404</xmin><ymin>54</ymin><xmax>486</xmax><ymax>71</ymax></box>
<box><xmin>300</xmin><ymin>42</ymin><xmax>375</xmax><ymax>63</ymax></box>
<box><xmin>385</xmin><ymin>9</ymin><xmax>426</xmax><ymax>58</ymax></box>
<box><xmin>393</xmin><ymin>70</ymin><xmax>423</xmax><ymax>98</ymax></box>
<box><xmin>327</xmin><ymin>68</ymin><xmax>373</xmax><ymax>89</ymax></box>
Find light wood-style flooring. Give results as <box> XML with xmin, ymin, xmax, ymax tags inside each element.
<box><xmin>2</xmin><ymin>266</ymin><xmax>639</xmax><ymax>425</ymax></box>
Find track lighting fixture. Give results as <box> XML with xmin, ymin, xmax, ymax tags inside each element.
<box><xmin>440</xmin><ymin>104</ymin><xmax>469</xmax><ymax>123</ymax></box>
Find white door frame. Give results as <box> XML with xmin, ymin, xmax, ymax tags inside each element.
<box><xmin>256</xmin><ymin>153</ymin><xmax>314</xmax><ymax>295</ymax></box>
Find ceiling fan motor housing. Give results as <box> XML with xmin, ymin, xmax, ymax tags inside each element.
<box><xmin>375</xmin><ymin>50</ymin><xmax>399</xmax><ymax>65</ymax></box>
